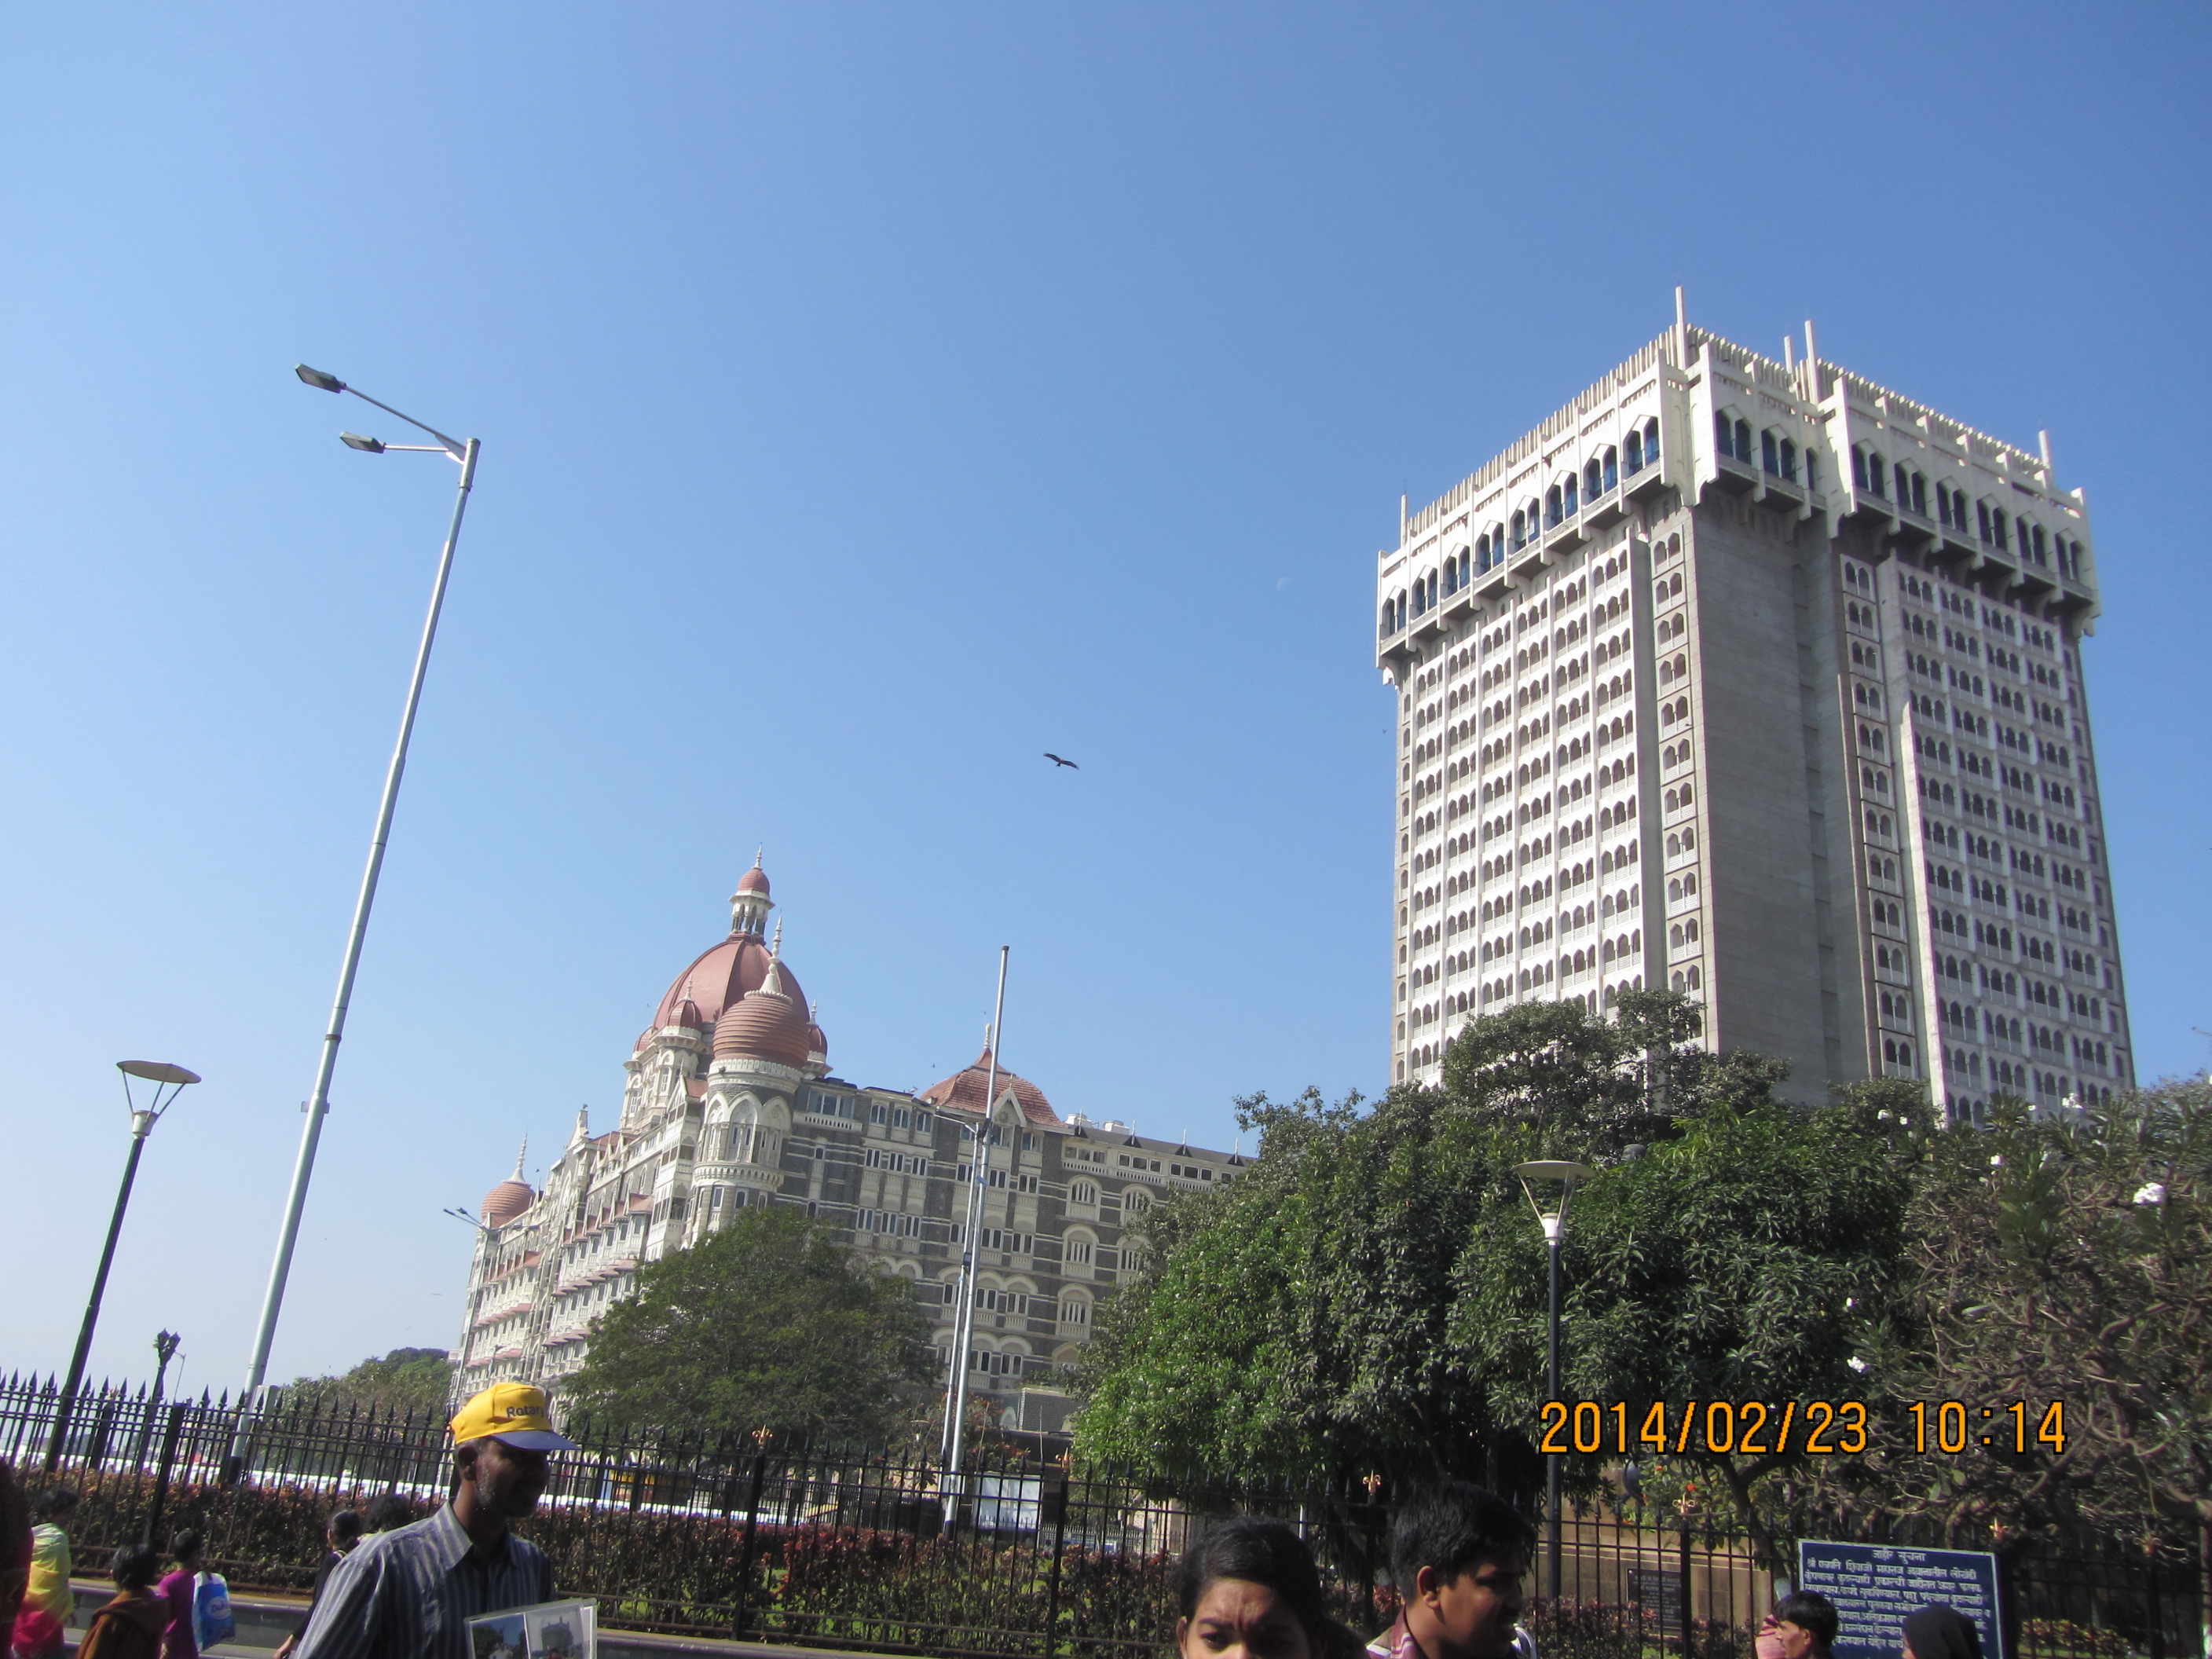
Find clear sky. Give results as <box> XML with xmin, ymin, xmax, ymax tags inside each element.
<box><xmin>4</xmin><ymin>2</ymin><xmax>2206</xmax><ymax>1394</ymax></box>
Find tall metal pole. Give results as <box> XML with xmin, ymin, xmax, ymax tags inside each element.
<box><xmin>231</xmin><ymin>438</ymin><xmax>479</xmax><ymax>1470</ymax></box>
<box><xmin>941</xmin><ymin>946</ymin><xmax>1009</xmax><ymax>1509</ymax></box>
<box><xmin>1546</xmin><ymin>1231</ymin><xmax>1562</xmax><ymax>1601</ymax></box>
<box><xmin>46</xmin><ymin>1126</ymin><xmax>152</xmax><ymax>1470</ymax></box>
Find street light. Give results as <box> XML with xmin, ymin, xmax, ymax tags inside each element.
<box><xmin>1514</xmin><ymin>1158</ymin><xmax>1592</xmax><ymax>1602</ymax></box>
<box><xmin>46</xmin><ymin>1062</ymin><xmax>201</xmax><ymax>1470</ymax></box>
<box><xmin>229</xmin><ymin>367</ymin><xmax>480</xmax><ymax>1471</ymax></box>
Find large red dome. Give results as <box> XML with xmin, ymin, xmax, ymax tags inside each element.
<box><xmin>652</xmin><ymin>932</ymin><xmax>808</xmax><ymax>1033</ymax></box>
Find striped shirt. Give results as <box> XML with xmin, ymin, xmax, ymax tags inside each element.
<box><xmin>294</xmin><ymin>1506</ymin><xmax>553</xmax><ymax>1659</ymax></box>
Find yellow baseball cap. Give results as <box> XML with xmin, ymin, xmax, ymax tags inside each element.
<box><xmin>449</xmin><ymin>1382</ymin><xmax>578</xmax><ymax>1452</ymax></box>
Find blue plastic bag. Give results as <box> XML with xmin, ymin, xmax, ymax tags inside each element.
<box><xmin>194</xmin><ymin>1572</ymin><xmax>235</xmax><ymax>1650</ymax></box>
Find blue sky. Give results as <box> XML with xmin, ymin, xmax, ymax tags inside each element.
<box><xmin>4</xmin><ymin>2</ymin><xmax>2206</xmax><ymax>1392</ymax></box>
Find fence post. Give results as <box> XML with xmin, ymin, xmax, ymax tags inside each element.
<box><xmin>1679</xmin><ymin>1522</ymin><xmax>1694</xmax><ymax>1659</ymax></box>
<box><xmin>141</xmin><ymin>1402</ymin><xmax>188</xmax><ymax>1548</ymax></box>
<box><xmin>1040</xmin><ymin>1476</ymin><xmax>1070</xmax><ymax>1659</ymax></box>
<box><xmin>731</xmin><ymin>1452</ymin><xmax>769</xmax><ymax>1643</ymax></box>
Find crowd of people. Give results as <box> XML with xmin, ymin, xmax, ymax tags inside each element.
<box><xmin>2</xmin><ymin>1383</ymin><xmax>1988</xmax><ymax>1659</ymax></box>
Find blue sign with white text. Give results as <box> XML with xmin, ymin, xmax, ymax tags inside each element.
<box><xmin>1796</xmin><ymin>1540</ymin><xmax>2003</xmax><ymax>1659</ymax></box>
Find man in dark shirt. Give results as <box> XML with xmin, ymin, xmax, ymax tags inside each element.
<box><xmin>274</xmin><ymin>1511</ymin><xmax>362</xmax><ymax>1659</ymax></box>
<box><xmin>294</xmin><ymin>1385</ymin><xmax>577</xmax><ymax>1659</ymax></box>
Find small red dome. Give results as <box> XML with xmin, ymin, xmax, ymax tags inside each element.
<box><xmin>807</xmin><ymin>1023</ymin><xmax>830</xmax><ymax>1060</ymax></box>
<box><xmin>737</xmin><ymin>866</ymin><xmax>771</xmax><ymax>896</ymax></box>
<box><xmin>921</xmin><ymin>1048</ymin><xmax>1057</xmax><ymax>1124</ymax></box>
<box><xmin>482</xmin><ymin>1177</ymin><xmax>534</xmax><ymax>1229</ymax></box>
<box><xmin>712</xmin><ymin>973</ymin><xmax>812</xmax><ymax>1068</ymax></box>
<box><xmin>668</xmin><ymin>998</ymin><xmax>704</xmax><ymax>1030</ymax></box>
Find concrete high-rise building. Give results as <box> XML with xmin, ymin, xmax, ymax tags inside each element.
<box><xmin>1375</xmin><ymin>302</ymin><xmax>2132</xmax><ymax>1119</ymax></box>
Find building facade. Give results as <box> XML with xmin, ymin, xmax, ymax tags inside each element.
<box><xmin>1375</xmin><ymin>307</ymin><xmax>2131</xmax><ymax>1119</ymax></box>
<box><xmin>451</xmin><ymin>859</ymin><xmax>1242</xmax><ymax>1427</ymax></box>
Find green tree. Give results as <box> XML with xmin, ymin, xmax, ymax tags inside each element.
<box><xmin>1073</xmin><ymin>993</ymin><xmax>1917</xmax><ymax>1552</ymax></box>
<box><xmin>565</xmin><ymin>1203</ymin><xmax>932</xmax><ymax>1441</ymax></box>
<box><xmin>285</xmin><ymin>1347</ymin><xmax>452</xmax><ymax>1418</ymax></box>
<box><xmin>1808</xmin><ymin>1079</ymin><xmax>2212</xmax><ymax>1544</ymax></box>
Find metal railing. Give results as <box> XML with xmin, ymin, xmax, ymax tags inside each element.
<box><xmin>2</xmin><ymin>1375</ymin><xmax>2199</xmax><ymax>1659</ymax></box>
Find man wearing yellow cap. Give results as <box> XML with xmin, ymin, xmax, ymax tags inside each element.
<box><xmin>293</xmin><ymin>1384</ymin><xmax>577</xmax><ymax>1659</ymax></box>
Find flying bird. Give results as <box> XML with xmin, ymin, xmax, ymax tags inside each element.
<box><xmin>1044</xmin><ymin>753</ymin><xmax>1079</xmax><ymax>769</ymax></box>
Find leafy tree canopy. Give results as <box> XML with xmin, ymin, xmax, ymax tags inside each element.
<box><xmin>564</xmin><ymin>1203</ymin><xmax>932</xmax><ymax>1442</ymax></box>
<box><xmin>1073</xmin><ymin>992</ymin><xmax>1917</xmax><ymax>1541</ymax></box>
<box><xmin>284</xmin><ymin>1347</ymin><xmax>452</xmax><ymax>1418</ymax></box>
<box><xmin>1805</xmin><ymin>1079</ymin><xmax>2212</xmax><ymax>1544</ymax></box>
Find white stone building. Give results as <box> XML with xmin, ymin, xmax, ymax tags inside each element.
<box><xmin>450</xmin><ymin>859</ymin><xmax>1243</xmax><ymax>1429</ymax></box>
<box><xmin>1375</xmin><ymin>303</ymin><xmax>2131</xmax><ymax>1120</ymax></box>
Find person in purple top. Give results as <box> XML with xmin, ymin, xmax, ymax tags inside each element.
<box><xmin>153</xmin><ymin>1532</ymin><xmax>204</xmax><ymax>1659</ymax></box>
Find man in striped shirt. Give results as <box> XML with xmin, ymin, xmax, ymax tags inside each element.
<box><xmin>295</xmin><ymin>1385</ymin><xmax>577</xmax><ymax>1659</ymax></box>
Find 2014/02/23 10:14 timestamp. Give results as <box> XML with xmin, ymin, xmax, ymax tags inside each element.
<box><xmin>1536</xmin><ymin>1401</ymin><xmax>2068</xmax><ymax>1457</ymax></box>
<box><xmin>1910</xmin><ymin>1401</ymin><xmax>2067</xmax><ymax>1455</ymax></box>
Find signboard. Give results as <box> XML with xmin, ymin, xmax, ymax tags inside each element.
<box><xmin>1625</xmin><ymin>1566</ymin><xmax>1684</xmax><ymax>1624</ymax></box>
<box><xmin>1796</xmin><ymin>1540</ymin><xmax>2003</xmax><ymax>1659</ymax></box>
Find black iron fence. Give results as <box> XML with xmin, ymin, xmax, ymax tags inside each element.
<box><xmin>2</xmin><ymin>1375</ymin><xmax>2199</xmax><ymax>1659</ymax></box>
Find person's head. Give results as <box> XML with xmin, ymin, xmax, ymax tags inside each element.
<box><xmin>448</xmin><ymin>1384</ymin><xmax>576</xmax><ymax>1524</ymax></box>
<box><xmin>34</xmin><ymin>1488</ymin><xmax>79</xmax><ymax>1525</ymax></box>
<box><xmin>1902</xmin><ymin>1604</ymin><xmax>1981</xmax><ymax>1659</ymax></box>
<box><xmin>112</xmin><ymin>1546</ymin><xmax>162</xmax><ymax>1593</ymax></box>
<box><xmin>1390</xmin><ymin>1482</ymin><xmax>1533</xmax><ymax>1659</ymax></box>
<box><xmin>1772</xmin><ymin>1591</ymin><xmax>1840</xmax><ymax>1659</ymax></box>
<box><xmin>1175</xmin><ymin>1518</ymin><xmax>1331</xmax><ymax>1659</ymax></box>
<box><xmin>170</xmin><ymin>1529</ymin><xmax>204</xmax><ymax>1573</ymax></box>
<box><xmin>327</xmin><ymin>1511</ymin><xmax>362</xmax><ymax>1550</ymax></box>
<box><xmin>361</xmin><ymin>1493</ymin><xmax>413</xmax><ymax>1534</ymax></box>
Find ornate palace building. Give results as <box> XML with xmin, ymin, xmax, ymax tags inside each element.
<box><xmin>450</xmin><ymin>859</ymin><xmax>1241</xmax><ymax>1429</ymax></box>
<box><xmin>1375</xmin><ymin>299</ymin><xmax>2132</xmax><ymax>1119</ymax></box>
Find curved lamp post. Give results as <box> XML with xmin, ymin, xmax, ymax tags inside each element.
<box><xmin>229</xmin><ymin>368</ymin><xmax>478</xmax><ymax>1474</ymax></box>
<box><xmin>46</xmin><ymin>1062</ymin><xmax>201</xmax><ymax>1470</ymax></box>
<box><xmin>1514</xmin><ymin>1158</ymin><xmax>1592</xmax><ymax>1602</ymax></box>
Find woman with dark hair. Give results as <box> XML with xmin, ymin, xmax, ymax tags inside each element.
<box><xmin>1175</xmin><ymin>1518</ymin><xmax>1362</xmax><ymax>1659</ymax></box>
<box><xmin>77</xmin><ymin>1547</ymin><xmax>165</xmax><ymax>1659</ymax></box>
<box><xmin>155</xmin><ymin>1532</ymin><xmax>204</xmax><ymax>1659</ymax></box>
<box><xmin>1902</xmin><ymin>1606</ymin><xmax>1982</xmax><ymax>1659</ymax></box>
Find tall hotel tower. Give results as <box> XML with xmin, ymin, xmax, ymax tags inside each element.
<box><xmin>1375</xmin><ymin>302</ymin><xmax>2132</xmax><ymax>1119</ymax></box>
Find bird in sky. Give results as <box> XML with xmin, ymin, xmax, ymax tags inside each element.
<box><xmin>1044</xmin><ymin>753</ymin><xmax>1079</xmax><ymax>769</ymax></box>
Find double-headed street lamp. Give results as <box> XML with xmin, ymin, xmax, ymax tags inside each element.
<box><xmin>1514</xmin><ymin>1158</ymin><xmax>1592</xmax><ymax>1602</ymax></box>
<box><xmin>46</xmin><ymin>1062</ymin><xmax>202</xmax><ymax>1470</ymax></box>
<box><xmin>229</xmin><ymin>368</ymin><xmax>479</xmax><ymax>1466</ymax></box>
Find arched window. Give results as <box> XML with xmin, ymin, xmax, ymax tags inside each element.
<box><xmin>1991</xmin><ymin>509</ymin><xmax>2009</xmax><ymax>551</ymax></box>
<box><xmin>1779</xmin><ymin>438</ymin><xmax>1797</xmax><ymax>482</ymax></box>
<box><xmin>1715</xmin><ymin>411</ymin><xmax>1735</xmax><ymax>458</ymax></box>
<box><xmin>1602</xmin><ymin>446</ymin><xmax>1618</xmax><ymax>493</ymax></box>
<box><xmin>1070</xmin><ymin>1179</ymin><xmax>1097</xmax><ymax>1207</ymax></box>
<box><xmin>1761</xmin><ymin>430</ymin><xmax>1779</xmax><ymax>474</ymax></box>
<box><xmin>1584</xmin><ymin>459</ymin><xmax>1602</xmax><ymax>501</ymax></box>
<box><xmin>1734</xmin><ymin>419</ymin><xmax>1752</xmax><ymax>463</ymax></box>
<box><xmin>1625</xmin><ymin>428</ymin><xmax>1645</xmax><ymax>474</ymax></box>
<box><xmin>1894</xmin><ymin>461</ymin><xmax>1910</xmax><ymax>505</ymax></box>
<box><xmin>1866</xmin><ymin>451</ymin><xmax>1888</xmax><ymax>496</ymax></box>
<box><xmin>1380</xmin><ymin>603</ymin><xmax>1394</xmax><ymax>641</ymax></box>
<box><xmin>1511</xmin><ymin>509</ymin><xmax>1525</xmax><ymax>548</ymax></box>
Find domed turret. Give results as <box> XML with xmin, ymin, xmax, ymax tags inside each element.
<box><xmin>482</xmin><ymin>1141</ymin><xmax>534</xmax><ymax>1228</ymax></box>
<box><xmin>921</xmin><ymin>1037</ymin><xmax>1058</xmax><ymax>1124</ymax></box>
<box><xmin>711</xmin><ymin>925</ymin><xmax>814</xmax><ymax>1069</ymax></box>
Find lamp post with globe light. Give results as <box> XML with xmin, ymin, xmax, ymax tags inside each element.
<box><xmin>46</xmin><ymin>1062</ymin><xmax>201</xmax><ymax>1470</ymax></box>
<box><xmin>228</xmin><ymin>368</ymin><xmax>478</xmax><ymax>1475</ymax></box>
<box><xmin>1514</xmin><ymin>1158</ymin><xmax>1593</xmax><ymax>1602</ymax></box>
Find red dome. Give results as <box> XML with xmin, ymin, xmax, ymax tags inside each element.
<box><xmin>737</xmin><ymin>865</ymin><xmax>771</xmax><ymax>895</ymax></box>
<box><xmin>807</xmin><ymin>1023</ymin><xmax>830</xmax><ymax>1060</ymax></box>
<box><xmin>482</xmin><ymin>1177</ymin><xmax>534</xmax><ymax>1229</ymax></box>
<box><xmin>653</xmin><ymin>934</ymin><xmax>808</xmax><ymax>1034</ymax></box>
<box><xmin>712</xmin><ymin>971</ymin><xmax>813</xmax><ymax>1069</ymax></box>
<box><xmin>921</xmin><ymin>1048</ymin><xmax>1057</xmax><ymax>1124</ymax></box>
